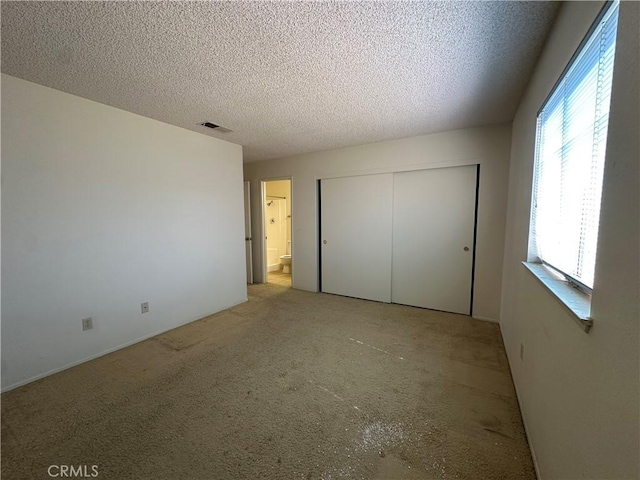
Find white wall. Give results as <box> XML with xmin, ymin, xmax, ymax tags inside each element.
<box><xmin>501</xmin><ymin>2</ymin><xmax>639</xmax><ymax>478</ymax></box>
<box><xmin>244</xmin><ymin>123</ymin><xmax>512</xmax><ymax>321</ymax></box>
<box><xmin>1</xmin><ymin>75</ymin><xmax>247</xmax><ymax>391</ymax></box>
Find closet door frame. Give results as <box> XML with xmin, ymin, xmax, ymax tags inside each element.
<box><xmin>317</xmin><ymin>162</ymin><xmax>480</xmax><ymax>315</ymax></box>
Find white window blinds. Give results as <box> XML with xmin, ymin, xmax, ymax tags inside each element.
<box><xmin>531</xmin><ymin>0</ymin><xmax>619</xmax><ymax>290</ymax></box>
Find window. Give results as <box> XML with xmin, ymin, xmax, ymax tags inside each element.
<box><xmin>530</xmin><ymin>0</ymin><xmax>620</xmax><ymax>292</ymax></box>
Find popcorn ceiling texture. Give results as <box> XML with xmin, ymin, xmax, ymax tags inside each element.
<box><xmin>1</xmin><ymin>1</ymin><xmax>559</xmax><ymax>162</ymax></box>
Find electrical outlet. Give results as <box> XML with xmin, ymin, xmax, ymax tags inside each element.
<box><xmin>82</xmin><ymin>317</ymin><xmax>93</xmax><ymax>331</ymax></box>
<box><xmin>141</xmin><ymin>302</ymin><xmax>149</xmax><ymax>314</ymax></box>
<box><xmin>520</xmin><ymin>343</ymin><xmax>524</xmax><ymax>361</ymax></box>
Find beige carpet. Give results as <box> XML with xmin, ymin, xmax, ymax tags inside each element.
<box><xmin>1</xmin><ymin>284</ymin><xmax>534</xmax><ymax>480</ymax></box>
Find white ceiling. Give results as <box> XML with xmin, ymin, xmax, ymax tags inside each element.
<box><xmin>1</xmin><ymin>1</ymin><xmax>560</xmax><ymax>162</ymax></box>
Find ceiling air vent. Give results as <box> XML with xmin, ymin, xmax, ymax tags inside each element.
<box><xmin>200</xmin><ymin>122</ymin><xmax>232</xmax><ymax>133</ymax></box>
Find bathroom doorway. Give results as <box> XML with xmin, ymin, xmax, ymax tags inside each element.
<box><xmin>262</xmin><ymin>179</ymin><xmax>292</xmax><ymax>287</ymax></box>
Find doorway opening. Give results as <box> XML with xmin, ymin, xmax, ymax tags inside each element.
<box><xmin>262</xmin><ymin>179</ymin><xmax>292</xmax><ymax>287</ymax></box>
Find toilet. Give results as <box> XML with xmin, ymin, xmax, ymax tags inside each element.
<box><xmin>280</xmin><ymin>241</ymin><xmax>292</xmax><ymax>273</ymax></box>
<box><xmin>279</xmin><ymin>255</ymin><xmax>292</xmax><ymax>274</ymax></box>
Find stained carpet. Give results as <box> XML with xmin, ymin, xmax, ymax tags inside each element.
<box><xmin>1</xmin><ymin>283</ymin><xmax>534</xmax><ymax>479</ymax></box>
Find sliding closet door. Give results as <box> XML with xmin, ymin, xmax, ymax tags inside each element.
<box><xmin>321</xmin><ymin>174</ymin><xmax>393</xmax><ymax>302</ymax></box>
<box><xmin>392</xmin><ymin>166</ymin><xmax>477</xmax><ymax>314</ymax></box>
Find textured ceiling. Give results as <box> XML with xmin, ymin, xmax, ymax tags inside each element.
<box><xmin>1</xmin><ymin>1</ymin><xmax>560</xmax><ymax>162</ymax></box>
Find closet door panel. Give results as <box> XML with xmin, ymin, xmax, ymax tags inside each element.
<box><xmin>392</xmin><ymin>166</ymin><xmax>477</xmax><ymax>314</ymax></box>
<box><xmin>321</xmin><ymin>174</ymin><xmax>393</xmax><ymax>302</ymax></box>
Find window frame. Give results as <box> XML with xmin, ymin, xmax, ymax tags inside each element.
<box><xmin>529</xmin><ymin>0</ymin><xmax>619</xmax><ymax>297</ymax></box>
<box><xmin>526</xmin><ymin>0</ymin><xmax>620</xmax><ymax>331</ymax></box>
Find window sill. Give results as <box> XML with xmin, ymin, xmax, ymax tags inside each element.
<box><xmin>522</xmin><ymin>262</ymin><xmax>593</xmax><ymax>333</ymax></box>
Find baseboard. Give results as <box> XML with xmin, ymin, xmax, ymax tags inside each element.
<box><xmin>472</xmin><ymin>315</ymin><xmax>499</xmax><ymax>323</ymax></box>
<box><xmin>267</xmin><ymin>264</ymin><xmax>281</xmax><ymax>272</ymax></box>
<box><xmin>1</xmin><ymin>296</ymin><xmax>249</xmax><ymax>393</ymax></box>
<box><xmin>498</xmin><ymin>323</ymin><xmax>542</xmax><ymax>480</ymax></box>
